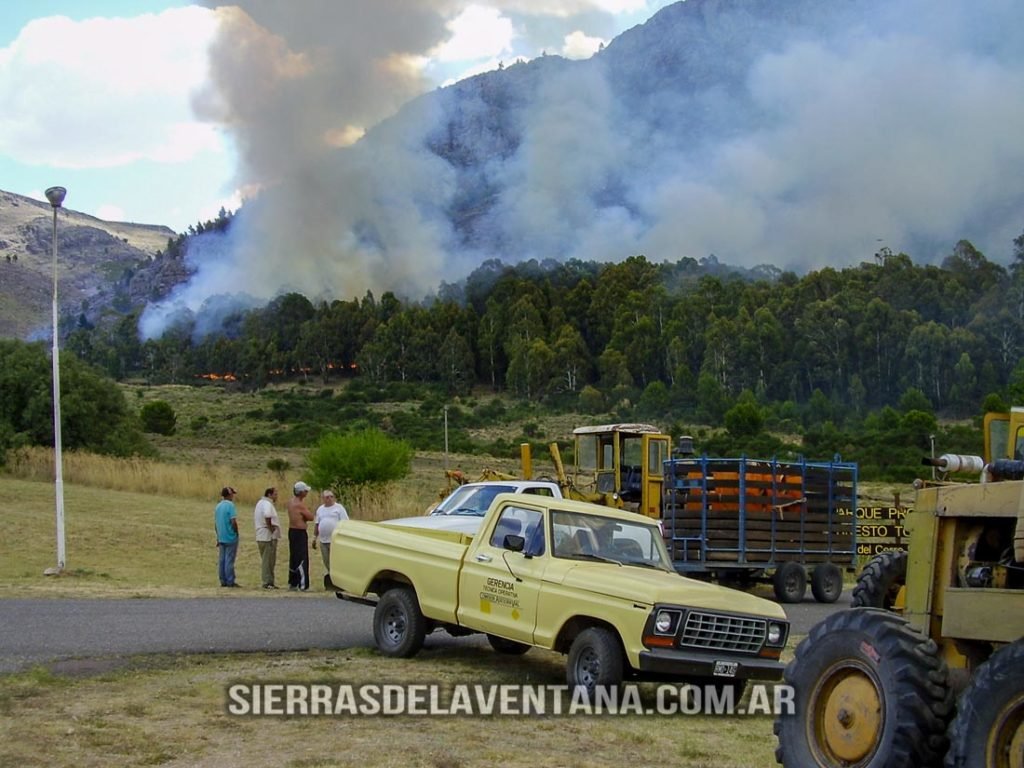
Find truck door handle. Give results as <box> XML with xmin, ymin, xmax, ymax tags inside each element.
<box><xmin>475</xmin><ymin>554</ymin><xmax>492</xmax><ymax>563</ymax></box>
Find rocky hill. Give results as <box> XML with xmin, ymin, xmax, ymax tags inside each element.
<box><xmin>0</xmin><ymin>190</ymin><xmax>176</xmax><ymax>339</ymax></box>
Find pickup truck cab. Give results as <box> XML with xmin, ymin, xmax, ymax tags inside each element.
<box><xmin>332</xmin><ymin>493</ymin><xmax>789</xmax><ymax>694</ymax></box>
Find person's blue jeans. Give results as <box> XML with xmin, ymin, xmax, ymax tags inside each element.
<box><xmin>218</xmin><ymin>541</ymin><xmax>238</xmax><ymax>586</ymax></box>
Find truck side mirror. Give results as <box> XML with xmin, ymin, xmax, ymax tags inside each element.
<box><xmin>504</xmin><ymin>534</ymin><xmax>525</xmax><ymax>553</ymax></box>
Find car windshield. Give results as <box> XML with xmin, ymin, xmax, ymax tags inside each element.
<box><xmin>550</xmin><ymin>510</ymin><xmax>672</xmax><ymax>570</ymax></box>
<box><xmin>432</xmin><ymin>485</ymin><xmax>515</xmax><ymax>516</ymax></box>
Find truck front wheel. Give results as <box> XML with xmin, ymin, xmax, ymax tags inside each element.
<box><xmin>567</xmin><ymin>627</ymin><xmax>623</xmax><ymax>697</ymax></box>
<box><xmin>373</xmin><ymin>587</ymin><xmax>426</xmax><ymax>658</ymax></box>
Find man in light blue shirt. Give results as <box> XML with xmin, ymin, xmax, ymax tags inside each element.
<box><xmin>215</xmin><ymin>486</ymin><xmax>240</xmax><ymax>588</ymax></box>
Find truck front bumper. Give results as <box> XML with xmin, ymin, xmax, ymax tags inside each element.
<box><xmin>637</xmin><ymin>648</ymin><xmax>785</xmax><ymax>682</ymax></box>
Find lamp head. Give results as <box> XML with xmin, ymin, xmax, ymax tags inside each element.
<box><xmin>44</xmin><ymin>187</ymin><xmax>66</xmax><ymax>208</ymax></box>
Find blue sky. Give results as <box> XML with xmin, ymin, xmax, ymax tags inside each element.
<box><xmin>0</xmin><ymin>1</ymin><xmax>671</xmax><ymax>233</ymax></box>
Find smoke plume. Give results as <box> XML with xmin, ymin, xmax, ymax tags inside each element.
<box><xmin>141</xmin><ymin>0</ymin><xmax>1024</xmax><ymax>338</ymax></box>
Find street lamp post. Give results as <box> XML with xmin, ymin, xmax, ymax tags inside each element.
<box><xmin>44</xmin><ymin>186</ymin><xmax>67</xmax><ymax>576</ymax></box>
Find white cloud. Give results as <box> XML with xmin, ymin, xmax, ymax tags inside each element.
<box><xmin>562</xmin><ymin>30</ymin><xmax>605</xmax><ymax>59</ymax></box>
<box><xmin>433</xmin><ymin>5</ymin><xmax>516</xmax><ymax>62</ymax></box>
<box><xmin>96</xmin><ymin>204</ymin><xmax>126</xmax><ymax>222</ymax></box>
<box><xmin>0</xmin><ymin>7</ymin><xmax>221</xmax><ymax>169</ymax></box>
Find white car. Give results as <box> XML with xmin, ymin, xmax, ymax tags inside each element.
<box><xmin>428</xmin><ymin>480</ymin><xmax>562</xmax><ymax>517</ymax></box>
<box><xmin>379</xmin><ymin>481</ymin><xmax>564</xmax><ymax>536</ymax></box>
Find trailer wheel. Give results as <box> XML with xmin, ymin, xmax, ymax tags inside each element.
<box><xmin>945</xmin><ymin>638</ymin><xmax>1024</xmax><ymax>768</ymax></box>
<box><xmin>567</xmin><ymin>627</ymin><xmax>624</xmax><ymax>698</ymax></box>
<box><xmin>487</xmin><ymin>634</ymin><xmax>531</xmax><ymax>655</ymax></box>
<box><xmin>811</xmin><ymin>563</ymin><xmax>844</xmax><ymax>604</ymax></box>
<box><xmin>851</xmin><ymin>551</ymin><xmax>907</xmax><ymax>609</ymax></box>
<box><xmin>774</xmin><ymin>608</ymin><xmax>953</xmax><ymax>768</ymax></box>
<box><xmin>372</xmin><ymin>586</ymin><xmax>426</xmax><ymax>658</ymax></box>
<box><xmin>773</xmin><ymin>562</ymin><xmax>808</xmax><ymax>603</ymax></box>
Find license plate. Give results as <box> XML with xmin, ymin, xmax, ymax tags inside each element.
<box><xmin>713</xmin><ymin>661</ymin><xmax>738</xmax><ymax>678</ymax></box>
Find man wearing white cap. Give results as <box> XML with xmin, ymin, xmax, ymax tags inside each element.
<box><xmin>313</xmin><ymin>490</ymin><xmax>349</xmax><ymax>587</ymax></box>
<box><xmin>287</xmin><ymin>481</ymin><xmax>314</xmax><ymax>591</ymax></box>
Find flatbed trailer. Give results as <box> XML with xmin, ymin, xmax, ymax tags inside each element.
<box><xmin>661</xmin><ymin>456</ymin><xmax>858</xmax><ymax>603</ymax></box>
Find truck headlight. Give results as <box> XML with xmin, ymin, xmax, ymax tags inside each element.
<box><xmin>654</xmin><ymin>609</ymin><xmax>681</xmax><ymax>635</ymax></box>
<box><xmin>766</xmin><ymin>621</ymin><xmax>787</xmax><ymax>646</ymax></box>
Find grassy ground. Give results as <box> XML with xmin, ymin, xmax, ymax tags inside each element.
<box><xmin>0</xmin><ymin>648</ymin><xmax>789</xmax><ymax>768</ymax></box>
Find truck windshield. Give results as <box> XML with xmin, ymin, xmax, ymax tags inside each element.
<box><xmin>550</xmin><ymin>510</ymin><xmax>672</xmax><ymax>570</ymax></box>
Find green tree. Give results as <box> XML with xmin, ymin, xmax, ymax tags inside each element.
<box><xmin>724</xmin><ymin>391</ymin><xmax>764</xmax><ymax>438</ymax></box>
<box><xmin>551</xmin><ymin>324</ymin><xmax>590</xmax><ymax>394</ymax></box>
<box><xmin>506</xmin><ymin>338</ymin><xmax>554</xmax><ymax>400</ymax></box>
<box><xmin>696</xmin><ymin>371</ymin><xmax>729</xmax><ymax>423</ymax></box>
<box><xmin>898</xmin><ymin>388</ymin><xmax>932</xmax><ymax>414</ymax></box>
<box><xmin>140</xmin><ymin>400</ymin><xmax>177</xmax><ymax>435</ymax></box>
<box><xmin>638</xmin><ymin>381</ymin><xmax>671</xmax><ymax>418</ymax></box>
<box><xmin>438</xmin><ymin>328</ymin><xmax>475</xmax><ymax>395</ymax></box>
<box><xmin>0</xmin><ymin>340</ymin><xmax>150</xmax><ymax>458</ymax></box>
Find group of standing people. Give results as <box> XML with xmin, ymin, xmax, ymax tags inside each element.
<box><xmin>215</xmin><ymin>481</ymin><xmax>349</xmax><ymax>590</ymax></box>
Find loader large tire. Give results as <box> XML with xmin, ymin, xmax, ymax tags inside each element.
<box><xmin>945</xmin><ymin>638</ymin><xmax>1024</xmax><ymax>768</ymax></box>
<box><xmin>851</xmin><ymin>551</ymin><xmax>907</xmax><ymax>610</ymax></box>
<box><xmin>774</xmin><ymin>608</ymin><xmax>953</xmax><ymax>768</ymax></box>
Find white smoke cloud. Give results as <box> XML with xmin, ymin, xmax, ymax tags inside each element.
<box><xmin>142</xmin><ymin>0</ymin><xmax>1024</xmax><ymax>339</ymax></box>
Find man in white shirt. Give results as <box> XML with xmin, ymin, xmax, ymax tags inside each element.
<box><xmin>253</xmin><ymin>487</ymin><xmax>281</xmax><ymax>589</ymax></box>
<box><xmin>313</xmin><ymin>490</ymin><xmax>349</xmax><ymax>585</ymax></box>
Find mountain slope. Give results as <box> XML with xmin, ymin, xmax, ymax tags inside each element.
<box><xmin>0</xmin><ymin>190</ymin><xmax>175</xmax><ymax>339</ymax></box>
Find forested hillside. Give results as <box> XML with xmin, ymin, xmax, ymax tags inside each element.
<box><xmin>66</xmin><ymin>234</ymin><xmax>1024</xmax><ymax>416</ymax></box>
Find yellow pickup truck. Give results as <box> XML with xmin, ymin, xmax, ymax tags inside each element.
<box><xmin>331</xmin><ymin>494</ymin><xmax>790</xmax><ymax>693</ymax></box>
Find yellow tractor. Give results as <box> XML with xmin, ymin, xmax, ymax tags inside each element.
<box><xmin>436</xmin><ymin>423</ymin><xmax>672</xmax><ymax>518</ymax></box>
<box><xmin>774</xmin><ymin>408</ymin><xmax>1024</xmax><ymax>767</ymax></box>
<box><xmin>554</xmin><ymin>423</ymin><xmax>671</xmax><ymax>519</ymax></box>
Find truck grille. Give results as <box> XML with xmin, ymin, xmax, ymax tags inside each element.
<box><xmin>679</xmin><ymin>612</ymin><xmax>766</xmax><ymax>653</ymax></box>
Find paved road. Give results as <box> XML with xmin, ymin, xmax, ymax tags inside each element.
<box><xmin>0</xmin><ymin>590</ymin><xmax>851</xmax><ymax>674</ymax></box>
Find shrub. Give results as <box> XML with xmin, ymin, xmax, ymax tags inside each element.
<box><xmin>578</xmin><ymin>385</ymin><xmax>605</xmax><ymax>414</ymax></box>
<box><xmin>140</xmin><ymin>400</ymin><xmax>177</xmax><ymax>435</ymax></box>
<box><xmin>305</xmin><ymin>429</ymin><xmax>412</xmax><ymax>492</ymax></box>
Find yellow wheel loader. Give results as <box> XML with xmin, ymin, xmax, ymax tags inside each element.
<box><xmin>774</xmin><ymin>408</ymin><xmax>1024</xmax><ymax>767</ymax></box>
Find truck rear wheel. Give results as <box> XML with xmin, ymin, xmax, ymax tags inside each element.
<box><xmin>811</xmin><ymin>563</ymin><xmax>844</xmax><ymax>604</ymax></box>
<box><xmin>567</xmin><ymin>627</ymin><xmax>623</xmax><ymax>697</ymax></box>
<box><xmin>774</xmin><ymin>608</ymin><xmax>953</xmax><ymax>768</ymax></box>
<box><xmin>773</xmin><ymin>562</ymin><xmax>808</xmax><ymax>603</ymax></box>
<box><xmin>373</xmin><ymin>587</ymin><xmax>426</xmax><ymax>658</ymax></box>
<box><xmin>945</xmin><ymin>638</ymin><xmax>1024</xmax><ymax>768</ymax></box>
<box><xmin>851</xmin><ymin>551</ymin><xmax>907</xmax><ymax>609</ymax></box>
<box><xmin>487</xmin><ymin>634</ymin><xmax>531</xmax><ymax>655</ymax></box>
